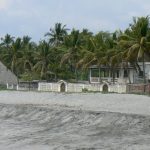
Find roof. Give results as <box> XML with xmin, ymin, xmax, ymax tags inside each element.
<box><xmin>0</xmin><ymin>62</ymin><xmax>18</xmax><ymax>85</ymax></box>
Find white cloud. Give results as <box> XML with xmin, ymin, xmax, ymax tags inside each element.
<box><xmin>1</xmin><ymin>0</ymin><xmax>150</xmax><ymax>41</ymax></box>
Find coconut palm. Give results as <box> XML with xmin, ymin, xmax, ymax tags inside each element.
<box><xmin>2</xmin><ymin>37</ymin><xmax>22</xmax><ymax>75</ymax></box>
<box><xmin>77</xmin><ymin>31</ymin><xmax>115</xmax><ymax>69</ymax></box>
<box><xmin>0</xmin><ymin>34</ymin><xmax>14</xmax><ymax>65</ymax></box>
<box><xmin>119</xmin><ymin>16</ymin><xmax>150</xmax><ymax>83</ymax></box>
<box><xmin>34</xmin><ymin>41</ymin><xmax>52</xmax><ymax>79</ymax></box>
<box><xmin>0</xmin><ymin>34</ymin><xmax>14</xmax><ymax>48</ymax></box>
<box><xmin>45</xmin><ymin>23</ymin><xmax>68</xmax><ymax>46</ymax></box>
<box><xmin>61</xmin><ymin>29</ymin><xmax>83</xmax><ymax>80</ymax></box>
<box><xmin>17</xmin><ymin>36</ymin><xmax>36</xmax><ymax>74</ymax></box>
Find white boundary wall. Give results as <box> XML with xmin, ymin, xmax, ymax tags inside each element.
<box><xmin>38</xmin><ymin>83</ymin><xmax>59</xmax><ymax>92</ymax></box>
<box><xmin>38</xmin><ymin>82</ymin><xmax>127</xmax><ymax>93</ymax></box>
<box><xmin>108</xmin><ymin>84</ymin><xmax>127</xmax><ymax>93</ymax></box>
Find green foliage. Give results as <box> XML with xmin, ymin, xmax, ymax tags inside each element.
<box><xmin>82</xmin><ymin>88</ymin><xmax>88</xmax><ymax>92</ymax></box>
<box><xmin>0</xmin><ymin>18</ymin><xmax>150</xmax><ymax>82</ymax></box>
<box><xmin>0</xmin><ymin>84</ymin><xmax>7</xmax><ymax>90</ymax></box>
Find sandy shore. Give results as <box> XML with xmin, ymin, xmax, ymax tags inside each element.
<box><xmin>0</xmin><ymin>91</ymin><xmax>150</xmax><ymax>116</ymax></box>
<box><xmin>0</xmin><ymin>91</ymin><xmax>150</xmax><ymax>149</ymax></box>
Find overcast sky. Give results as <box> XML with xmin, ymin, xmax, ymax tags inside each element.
<box><xmin>0</xmin><ymin>0</ymin><xmax>150</xmax><ymax>42</ymax></box>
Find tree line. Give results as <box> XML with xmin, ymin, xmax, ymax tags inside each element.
<box><xmin>0</xmin><ymin>16</ymin><xmax>150</xmax><ymax>82</ymax></box>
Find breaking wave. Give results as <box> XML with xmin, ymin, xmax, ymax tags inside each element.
<box><xmin>0</xmin><ymin>104</ymin><xmax>150</xmax><ymax>150</ymax></box>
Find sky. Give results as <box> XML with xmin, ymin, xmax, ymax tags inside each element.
<box><xmin>0</xmin><ymin>0</ymin><xmax>150</xmax><ymax>42</ymax></box>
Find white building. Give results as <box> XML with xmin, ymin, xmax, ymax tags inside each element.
<box><xmin>89</xmin><ymin>62</ymin><xmax>150</xmax><ymax>84</ymax></box>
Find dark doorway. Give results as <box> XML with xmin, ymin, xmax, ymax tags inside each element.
<box><xmin>103</xmin><ymin>84</ymin><xmax>108</xmax><ymax>93</ymax></box>
<box><xmin>60</xmin><ymin>83</ymin><xmax>66</xmax><ymax>92</ymax></box>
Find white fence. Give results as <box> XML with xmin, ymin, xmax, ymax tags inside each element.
<box><xmin>38</xmin><ymin>82</ymin><xmax>127</xmax><ymax>93</ymax></box>
<box><xmin>108</xmin><ymin>84</ymin><xmax>127</xmax><ymax>93</ymax></box>
<box><xmin>7</xmin><ymin>81</ymin><xmax>127</xmax><ymax>93</ymax></box>
<box><xmin>7</xmin><ymin>84</ymin><xmax>17</xmax><ymax>90</ymax></box>
<box><xmin>38</xmin><ymin>83</ymin><xmax>59</xmax><ymax>92</ymax></box>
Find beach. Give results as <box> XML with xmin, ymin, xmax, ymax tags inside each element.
<box><xmin>0</xmin><ymin>91</ymin><xmax>150</xmax><ymax>115</ymax></box>
<box><xmin>0</xmin><ymin>91</ymin><xmax>150</xmax><ymax>150</ymax></box>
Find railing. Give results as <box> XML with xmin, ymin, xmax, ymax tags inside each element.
<box><xmin>90</xmin><ymin>77</ymin><xmax>100</xmax><ymax>83</ymax></box>
<box><xmin>90</xmin><ymin>77</ymin><xmax>118</xmax><ymax>83</ymax></box>
<box><xmin>14</xmin><ymin>82</ymin><xmax>38</xmax><ymax>91</ymax></box>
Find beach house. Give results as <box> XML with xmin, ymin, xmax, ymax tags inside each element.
<box><xmin>89</xmin><ymin>62</ymin><xmax>150</xmax><ymax>84</ymax></box>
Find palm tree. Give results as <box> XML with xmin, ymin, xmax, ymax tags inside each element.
<box><xmin>61</xmin><ymin>29</ymin><xmax>82</xmax><ymax>80</ymax></box>
<box><xmin>2</xmin><ymin>37</ymin><xmax>22</xmax><ymax>75</ymax></box>
<box><xmin>119</xmin><ymin>16</ymin><xmax>150</xmax><ymax>84</ymax></box>
<box><xmin>77</xmin><ymin>31</ymin><xmax>123</xmax><ymax>83</ymax></box>
<box><xmin>0</xmin><ymin>34</ymin><xmax>14</xmax><ymax>65</ymax></box>
<box><xmin>45</xmin><ymin>23</ymin><xmax>68</xmax><ymax>46</ymax></box>
<box><xmin>17</xmin><ymin>36</ymin><xmax>35</xmax><ymax>74</ymax></box>
<box><xmin>77</xmin><ymin>32</ymin><xmax>115</xmax><ymax>69</ymax></box>
<box><xmin>34</xmin><ymin>40</ymin><xmax>52</xmax><ymax>79</ymax></box>
<box><xmin>0</xmin><ymin>34</ymin><xmax>14</xmax><ymax>48</ymax></box>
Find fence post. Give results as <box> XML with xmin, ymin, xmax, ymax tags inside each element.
<box><xmin>6</xmin><ymin>83</ymin><xmax>8</xmax><ymax>89</ymax></box>
<box><xmin>16</xmin><ymin>84</ymin><xmax>19</xmax><ymax>90</ymax></box>
<box><xmin>38</xmin><ymin>83</ymin><xmax>40</xmax><ymax>91</ymax></box>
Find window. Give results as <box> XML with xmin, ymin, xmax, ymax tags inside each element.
<box><xmin>124</xmin><ymin>70</ymin><xmax>128</xmax><ymax>78</ymax></box>
<box><xmin>116</xmin><ymin>70</ymin><xmax>120</xmax><ymax>78</ymax></box>
<box><xmin>101</xmin><ymin>69</ymin><xmax>109</xmax><ymax>77</ymax></box>
<box><xmin>139</xmin><ymin>71</ymin><xmax>143</xmax><ymax>77</ymax></box>
<box><xmin>91</xmin><ymin>69</ymin><xmax>99</xmax><ymax>77</ymax></box>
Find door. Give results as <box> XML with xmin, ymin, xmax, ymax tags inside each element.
<box><xmin>103</xmin><ymin>84</ymin><xmax>108</xmax><ymax>93</ymax></box>
<box><xmin>60</xmin><ymin>83</ymin><xmax>66</xmax><ymax>92</ymax></box>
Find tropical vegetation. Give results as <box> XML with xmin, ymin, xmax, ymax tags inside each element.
<box><xmin>0</xmin><ymin>16</ymin><xmax>150</xmax><ymax>82</ymax></box>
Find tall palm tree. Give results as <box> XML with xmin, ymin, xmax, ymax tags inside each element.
<box><xmin>77</xmin><ymin>31</ymin><xmax>115</xmax><ymax>69</ymax></box>
<box><xmin>17</xmin><ymin>36</ymin><xmax>35</xmax><ymax>74</ymax></box>
<box><xmin>119</xmin><ymin>16</ymin><xmax>150</xmax><ymax>83</ymax></box>
<box><xmin>77</xmin><ymin>31</ymin><xmax>122</xmax><ymax>83</ymax></box>
<box><xmin>34</xmin><ymin>41</ymin><xmax>52</xmax><ymax>79</ymax></box>
<box><xmin>61</xmin><ymin>29</ymin><xmax>82</xmax><ymax>80</ymax></box>
<box><xmin>2</xmin><ymin>37</ymin><xmax>22</xmax><ymax>75</ymax></box>
<box><xmin>45</xmin><ymin>23</ymin><xmax>68</xmax><ymax>46</ymax></box>
<box><xmin>0</xmin><ymin>34</ymin><xmax>14</xmax><ymax>65</ymax></box>
<box><xmin>0</xmin><ymin>34</ymin><xmax>14</xmax><ymax>48</ymax></box>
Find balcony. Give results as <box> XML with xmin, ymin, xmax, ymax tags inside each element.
<box><xmin>90</xmin><ymin>77</ymin><xmax>118</xmax><ymax>83</ymax></box>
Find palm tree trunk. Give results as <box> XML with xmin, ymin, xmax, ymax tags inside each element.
<box><xmin>112</xmin><ymin>68</ymin><xmax>115</xmax><ymax>84</ymax></box>
<box><xmin>41</xmin><ymin>66</ymin><xmax>45</xmax><ymax>79</ymax></box>
<box><xmin>75</xmin><ymin>68</ymin><xmax>78</xmax><ymax>82</ymax></box>
<box><xmin>126</xmin><ymin>62</ymin><xmax>131</xmax><ymax>84</ymax></box>
<box><xmin>143</xmin><ymin>53</ymin><xmax>146</xmax><ymax>93</ymax></box>
<box><xmin>11</xmin><ymin>60</ymin><xmax>15</xmax><ymax>74</ymax></box>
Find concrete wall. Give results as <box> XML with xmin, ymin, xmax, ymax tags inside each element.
<box><xmin>6</xmin><ymin>78</ymin><xmax>127</xmax><ymax>93</ymax></box>
<box><xmin>38</xmin><ymin>83</ymin><xmax>59</xmax><ymax>92</ymax></box>
<box><xmin>109</xmin><ymin>84</ymin><xmax>127</xmax><ymax>93</ymax></box>
<box><xmin>38</xmin><ymin>82</ymin><xmax>127</xmax><ymax>93</ymax></box>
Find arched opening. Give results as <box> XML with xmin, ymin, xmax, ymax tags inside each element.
<box><xmin>102</xmin><ymin>84</ymin><xmax>108</xmax><ymax>93</ymax></box>
<box><xmin>60</xmin><ymin>82</ymin><xmax>66</xmax><ymax>92</ymax></box>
